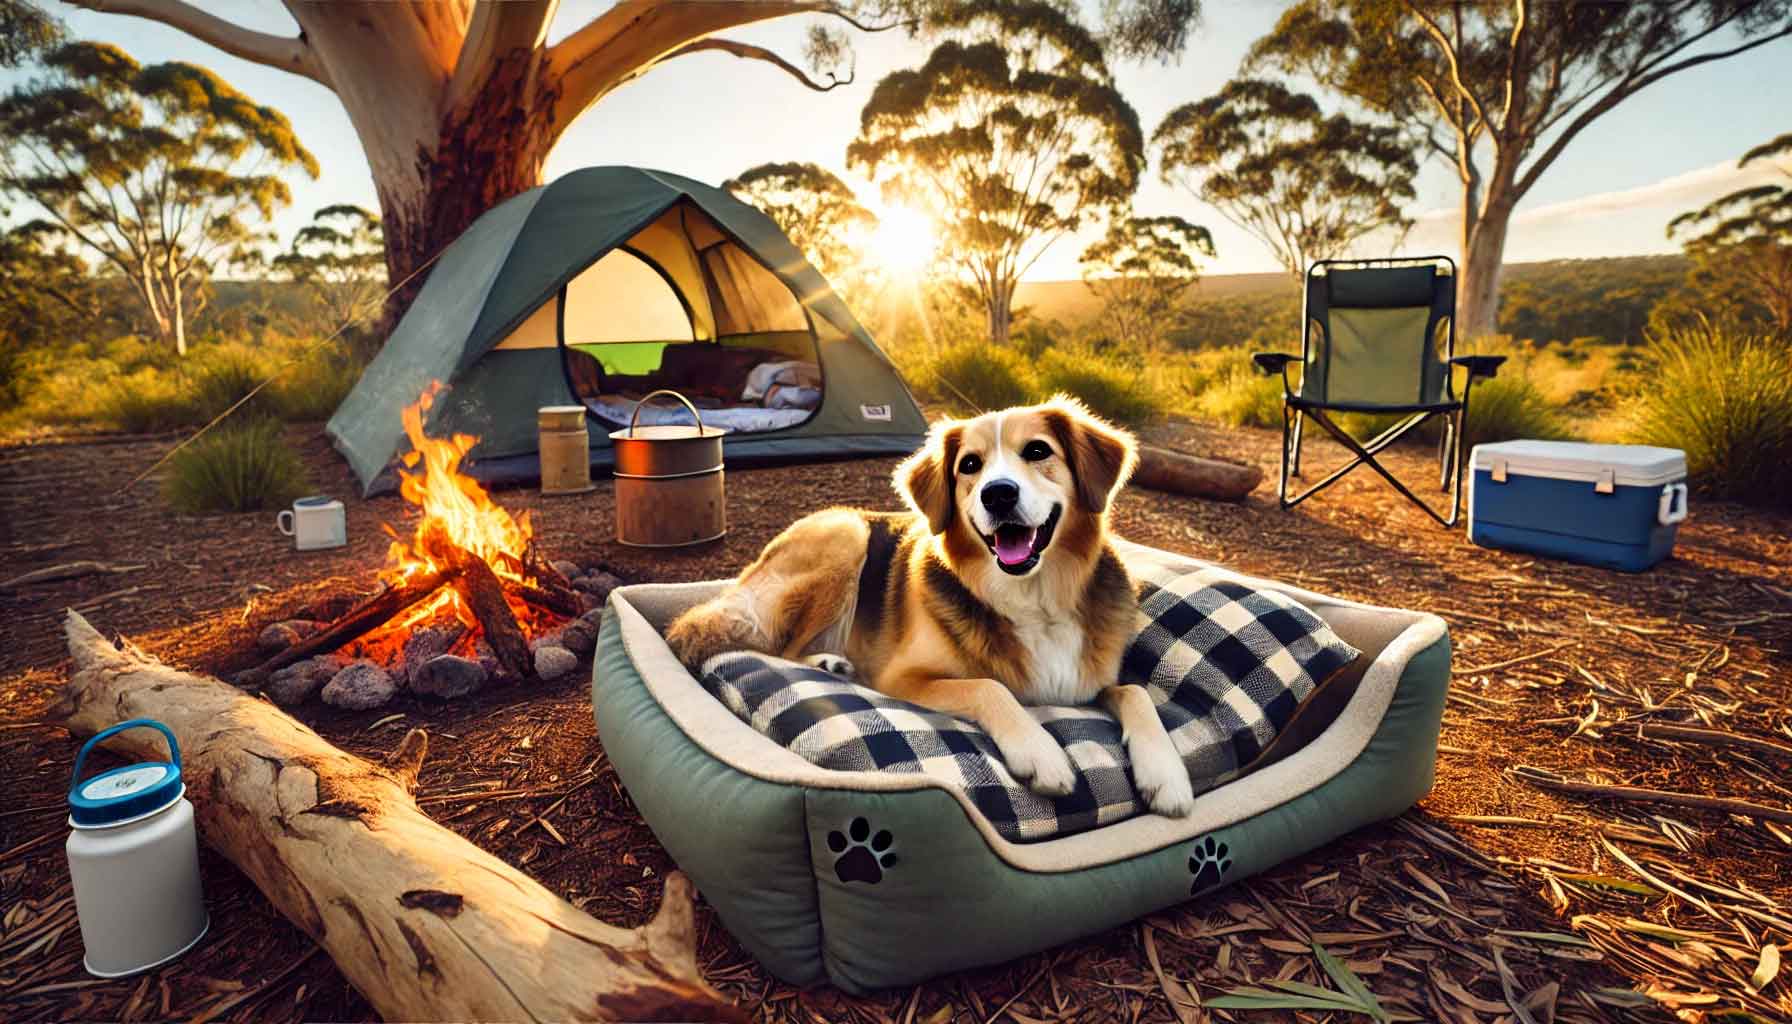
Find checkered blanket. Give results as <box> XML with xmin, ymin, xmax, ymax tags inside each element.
<box><xmin>698</xmin><ymin>566</ymin><xmax>1360</xmax><ymax>843</ymax></box>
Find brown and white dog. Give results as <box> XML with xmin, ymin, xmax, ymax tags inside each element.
<box><xmin>666</xmin><ymin>396</ymin><xmax>1194</xmax><ymax>817</ymax></box>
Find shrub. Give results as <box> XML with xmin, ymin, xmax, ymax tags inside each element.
<box><xmin>914</xmin><ymin>339</ymin><xmax>1034</xmax><ymax>415</ymax></box>
<box><xmin>1461</xmin><ymin>373</ymin><xmax>1575</xmax><ymax>450</ymax></box>
<box><xmin>98</xmin><ymin>369</ymin><xmax>204</xmax><ymax>433</ymax></box>
<box><xmin>269</xmin><ymin>348</ymin><xmax>361</xmax><ymax>421</ymax></box>
<box><xmin>163</xmin><ymin>419</ymin><xmax>311</xmax><ymax>514</ymax></box>
<box><xmin>190</xmin><ymin>347</ymin><xmax>276</xmax><ymax>422</ymax></box>
<box><xmin>1195</xmin><ymin>361</ymin><xmax>1283</xmax><ymax>429</ymax></box>
<box><xmin>1033</xmin><ymin>347</ymin><xmax>1168</xmax><ymax>427</ymax></box>
<box><xmin>1622</xmin><ymin>324</ymin><xmax>1792</xmax><ymax>508</ymax></box>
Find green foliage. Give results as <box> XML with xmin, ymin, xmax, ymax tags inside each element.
<box><xmin>910</xmin><ymin>338</ymin><xmax>1035</xmax><ymax>414</ymax></box>
<box><xmin>1154</xmin><ymin>77</ymin><xmax>1416</xmax><ymax>278</ymax></box>
<box><xmin>0</xmin><ymin>0</ymin><xmax>62</xmax><ymax>69</ymax></box>
<box><xmin>848</xmin><ymin>1</ymin><xmax>1143</xmax><ymax>345</ymax></box>
<box><xmin>1499</xmin><ymin>256</ymin><xmax>1684</xmax><ymax>346</ymax></box>
<box><xmin>724</xmin><ymin>162</ymin><xmax>879</xmax><ymax>291</ymax></box>
<box><xmin>1176</xmin><ymin>347</ymin><xmax>1284</xmax><ymax>428</ymax></box>
<box><xmin>1461</xmin><ymin>373</ymin><xmax>1575</xmax><ymax>450</ymax></box>
<box><xmin>1033</xmin><ymin>346</ymin><xmax>1167</xmax><ymax>426</ymax></box>
<box><xmin>1080</xmin><ymin>215</ymin><xmax>1213</xmax><ymax>351</ymax></box>
<box><xmin>0</xmin><ymin>41</ymin><xmax>317</xmax><ymax>354</ymax></box>
<box><xmin>1666</xmin><ymin>133</ymin><xmax>1792</xmax><ymax>336</ymax></box>
<box><xmin>162</xmin><ymin>418</ymin><xmax>310</xmax><ymax>514</ymax></box>
<box><xmin>268</xmin><ymin>348</ymin><xmax>361</xmax><ymax>422</ymax></box>
<box><xmin>1622</xmin><ymin>324</ymin><xmax>1792</xmax><ymax>509</ymax></box>
<box><xmin>271</xmin><ymin>205</ymin><xmax>386</xmax><ymax>329</ymax></box>
<box><xmin>1208</xmin><ymin>941</ymin><xmax>1388</xmax><ymax>1020</ymax></box>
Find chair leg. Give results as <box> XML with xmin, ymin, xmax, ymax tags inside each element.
<box><xmin>1277</xmin><ymin>404</ymin><xmax>1294</xmax><ymax>509</ymax></box>
<box><xmin>1289</xmin><ymin>412</ymin><xmax>1305</xmax><ymax>478</ymax></box>
<box><xmin>1438</xmin><ymin>414</ymin><xmax>1455</xmax><ymax>492</ymax></box>
<box><xmin>1285</xmin><ymin>409</ymin><xmax>1461</xmax><ymax>527</ymax></box>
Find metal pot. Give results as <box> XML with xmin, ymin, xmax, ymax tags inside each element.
<box><xmin>608</xmin><ymin>390</ymin><xmax>729</xmax><ymax>547</ymax></box>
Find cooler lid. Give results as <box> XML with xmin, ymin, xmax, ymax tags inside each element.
<box><xmin>1471</xmin><ymin>440</ymin><xmax>1685</xmax><ymax>487</ymax></box>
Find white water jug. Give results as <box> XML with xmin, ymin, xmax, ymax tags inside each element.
<box><xmin>65</xmin><ymin>719</ymin><xmax>209</xmax><ymax>977</ymax></box>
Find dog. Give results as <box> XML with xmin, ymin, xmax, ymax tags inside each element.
<box><xmin>666</xmin><ymin>396</ymin><xmax>1194</xmax><ymax>817</ymax></box>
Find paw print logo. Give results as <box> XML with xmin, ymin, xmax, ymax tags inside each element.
<box><xmin>1188</xmin><ymin>835</ymin><xmax>1232</xmax><ymax>894</ymax></box>
<box><xmin>827</xmin><ymin>817</ymin><xmax>897</xmax><ymax>884</ymax></box>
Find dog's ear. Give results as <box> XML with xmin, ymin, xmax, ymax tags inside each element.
<box><xmin>895</xmin><ymin>422</ymin><xmax>962</xmax><ymax>534</ymax></box>
<box><xmin>1043</xmin><ymin>396</ymin><xmax>1138</xmax><ymax>515</ymax></box>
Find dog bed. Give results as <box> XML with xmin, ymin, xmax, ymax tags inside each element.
<box><xmin>592</xmin><ymin>541</ymin><xmax>1450</xmax><ymax>993</ymax></box>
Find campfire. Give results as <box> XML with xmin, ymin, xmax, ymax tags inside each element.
<box><xmin>239</xmin><ymin>384</ymin><xmax>618</xmax><ymax>708</ymax></box>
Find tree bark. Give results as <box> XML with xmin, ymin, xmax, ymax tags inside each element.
<box><xmin>59</xmin><ymin>610</ymin><xmax>745</xmax><ymax>1024</ymax></box>
<box><xmin>1456</xmin><ymin>199</ymin><xmax>1513</xmax><ymax>343</ymax></box>
<box><xmin>1131</xmin><ymin>445</ymin><xmax>1263</xmax><ymax>502</ymax></box>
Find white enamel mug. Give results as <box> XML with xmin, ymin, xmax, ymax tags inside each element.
<box><xmin>277</xmin><ymin>496</ymin><xmax>347</xmax><ymax>551</ymax></box>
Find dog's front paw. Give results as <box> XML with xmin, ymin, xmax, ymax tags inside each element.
<box><xmin>1130</xmin><ymin>741</ymin><xmax>1195</xmax><ymax>818</ymax></box>
<box><xmin>803</xmin><ymin>653</ymin><xmax>856</xmax><ymax>678</ymax></box>
<box><xmin>998</xmin><ymin>725</ymin><xmax>1077</xmax><ymax>797</ymax></box>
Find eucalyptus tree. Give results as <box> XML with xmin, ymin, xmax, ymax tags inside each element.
<box><xmin>67</xmin><ymin>0</ymin><xmax>1196</xmax><ymax>329</ymax></box>
<box><xmin>848</xmin><ymin>1</ymin><xmax>1145</xmax><ymax>346</ymax></box>
<box><xmin>0</xmin><ymin>0</ymin><xmax>61</xmax><ymax>68</ymax></box>
<box><xmin>723</xmin><ymin>162</ymin><xmax>878</xmax><ymax>287</ymax></box>
<box><xmin>1248</xmin><ymin>0</ymin><xmax>1792</xmax><ymax>339</ymax></box>
<box><xmin>1080</xmin><ymin>215</ymin><xmax>1214</xmax><ymax>351</ymax></box>
<box><xmin>273</xmin><ymin>205</ymin><xmax>388</xmax><ymax>330</ymax></box>
<box><xmin>1669</xmin><ymin>133</ymin><xmax>1792</xmax><ymax>335</ymax></box>
<box><xmin>1155</xmin><ymin>78</ymin><xmax>1415</xmax><ymax>280</ymax></box>
<box><xmin>0</xmin><ymin>43</ymin><xmax>317</xmax><ymax>354</ymax></box>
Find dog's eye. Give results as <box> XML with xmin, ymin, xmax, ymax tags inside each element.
<box><xmin>1021</xmin><ymin>440</ymin><xmax>1052</xmax><ymax>462</ymax></box>
<box><xmin>957</xmin><ymin>453</ymin><xmax>982</xmax><ymax>476</ymax></box>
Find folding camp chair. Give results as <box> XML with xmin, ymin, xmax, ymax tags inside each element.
<box><xmin>1252</xmin><ymin>256</ymin><xmax>1504</xmax><ymax>527</ymax></box>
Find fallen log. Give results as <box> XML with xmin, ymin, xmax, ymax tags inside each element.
<box><xmin>1132</xmin><ymin>445</ymin><xmax>1263</xmax><ymax>502</ymax></box>
<box><xmin>61</xmin><ymin>611</ymin><xmax>744</xmax><ymax>1023</ymax></box>
<box><xmin>243</xmin><ymin>568</ymin><xmax>458</xmax><ymax>684</ymax></box>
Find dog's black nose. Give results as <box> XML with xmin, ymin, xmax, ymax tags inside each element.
<box><xmin>980</xmin><ymin>480</ymin><xmax>1019</xmax><ymax>516</ymax></box>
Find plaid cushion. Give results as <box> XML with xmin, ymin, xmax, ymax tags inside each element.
<box><xmin>698</xmin><ymin>567</ymin><xmax>1359</xmax><ymax>843</ymax></box>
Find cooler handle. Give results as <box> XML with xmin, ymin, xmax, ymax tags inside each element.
<box><xmin>1657</xmin><ymin>483</ymin><xmax>1688</xmax><ymax>526</ymax></box>
<box><xmin>71</xmin><ymin>718</ymin><xmax>181</xmax><ymax>791</ymax></box>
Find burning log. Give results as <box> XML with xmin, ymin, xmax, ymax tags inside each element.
<box><xmin>61</xmin><ymin>611</ymin><xmax>743</xmax><ymax>1023</ymax></box>
<box><xmin>424</xmin><ymin>524</ymin><xmax>533</xmax><ymax>681</ymax></box>
<box><xmin>241</xmin><ymin>568</ymin><xmax>459</xmax><ymax>684</ymax></box>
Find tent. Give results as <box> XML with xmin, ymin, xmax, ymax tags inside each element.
<box><xmin>327</xmin><ymin>166</ymin><xmax>927</xmax><ymax>496</ymax></box>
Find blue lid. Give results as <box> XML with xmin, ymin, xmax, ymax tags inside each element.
<box><xmin>68</xmin><ymin>719</ymin><xmax>184</xmax><ymax>827</ymax></box>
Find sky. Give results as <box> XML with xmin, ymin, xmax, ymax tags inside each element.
<box><xmin>11</xmin><ymin>0</ymin><xmax>1792</xmax><ymax>280</ymax></box>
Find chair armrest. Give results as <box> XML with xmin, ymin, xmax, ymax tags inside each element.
<box><xmin>1449</xmin><ymin>355</ymin><xmax>1506</xmax><ymax>379</ymax></box>
<box><xmin>1252</xmin><ymin>352</ymin><xmax>1298</xmax><ymax>377</ymax></box>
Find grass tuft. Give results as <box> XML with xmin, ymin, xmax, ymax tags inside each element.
<box><xmin>1621</xmin><ymin>323</ymin><xmax>1792</xmax><ymax>508</ymax></box>
<box><xmin>162</xmin><ymin>419</ymin><xmax>312</xmax><ymax>514</ymax></box>
<box><xmin>1033</xmin><ymin>347</ymin><xmax>1167</xmax><ymax>427</ymax></box>
<box><xmin>912</xmin><ymin>339</ymin><xmax>1035</xmax><ymax>415</ymax></box>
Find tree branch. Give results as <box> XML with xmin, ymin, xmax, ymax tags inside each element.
<box><xmin>656</xmin><ymin>37</ymin><xmax>852</xmax><ymax>92</ymax></box>
<box><xmin>445</xmin><ymin>0</ymin><xmax>557</xmax><ymax>113</ymax></box>
<box><xmin>66</xmin><ymin>0</ymin><xmax>331</xmax><ymax>88</ymax></box>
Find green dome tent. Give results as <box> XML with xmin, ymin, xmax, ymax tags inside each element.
<box><xmin>327</xmin><ymin>166</ymin><xmax>927</xmax><ymax>496</ymax></box>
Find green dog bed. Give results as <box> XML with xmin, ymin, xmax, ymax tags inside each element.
<box><xmin>591</xmin><ymin>541</ymin><xmax>1450</xmax><ymax>993</ymax></box>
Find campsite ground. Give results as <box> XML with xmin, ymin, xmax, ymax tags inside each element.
<box><xmin>2</xmin><ymin>420</ymin><xmax>1789</xmax><ymax>1022</ymax></box>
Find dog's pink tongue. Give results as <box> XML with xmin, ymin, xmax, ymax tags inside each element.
<box><xmin>994</xmin><ymin>526</ymin><xmax>1037</xmax><ymax>566</ymax></box>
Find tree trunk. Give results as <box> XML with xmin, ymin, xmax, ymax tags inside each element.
<box><xmin>59</xmin><ymin>610</ymin><xmax>745</xmax><ymax>1023</ymax></box>
<box><xmin>1457</xmin><ymin>201</ymin><xmax>1513</xmax><ymax>343</ymax></box>
<box><xmin>986</xmin><ymin>277</ymin><xmax>1014</xmax><ymax>346</ymax></box>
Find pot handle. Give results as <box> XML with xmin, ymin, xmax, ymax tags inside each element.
<box><xmin>628</xmin><ymin>389</ymin><xmax>705</xmax><ymax>437</ymax></box>
<box><xmin>71</xmin><ymin>718</ymin><xmax>181</xmax><ymax>791</ymax></box>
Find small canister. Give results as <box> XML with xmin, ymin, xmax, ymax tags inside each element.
<box><xmin>538</xmin><ymin>405</ymin><xmax>595</xmax><ymax>495</ymax></box>
<box><xmin>609</xmin><ymin>390</ymin><xmax>728</xmax><ymax>547</ymax></box>
<box><xmin>65</xmin><ymin>719</ymin><xmax>209</xmax><ymax>977</ymax></box>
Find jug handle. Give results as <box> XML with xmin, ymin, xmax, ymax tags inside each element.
<box><xmin>71</xmin><ymin>719</ymin><xmax>181</xmax><ymax>792</ymax></box>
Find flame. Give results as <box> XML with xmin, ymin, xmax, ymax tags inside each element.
<box><xmin>380</xmin><ymin>382</ymin><xmax>533</xmax><ymax>630</ymax></box>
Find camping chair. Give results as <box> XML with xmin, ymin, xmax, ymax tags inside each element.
<box><xmin>1252</xmin><ymin>256</ymin><xmax>1504</xmax><ymax>527</ymax></box>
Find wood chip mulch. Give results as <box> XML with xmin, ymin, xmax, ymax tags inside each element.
<box><xmin>1</xmin><ymin>417</ymin><xmax>1788</xmax><ymax>1023</ymax></box>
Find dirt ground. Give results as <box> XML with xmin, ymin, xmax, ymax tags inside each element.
<box><xmin>2</xmin><ymin>418</ymin><xmax>1788</xmax><ymax>1023</ymax></box>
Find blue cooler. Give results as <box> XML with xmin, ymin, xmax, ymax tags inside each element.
<box><xmin>1468</xmin><ymin>441</ymin><xmax>1688</xmax><ymax>572</ymax></box>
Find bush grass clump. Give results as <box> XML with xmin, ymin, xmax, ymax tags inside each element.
<box><xmin>163</xmin><ymin>419</ymin><xmax>312</xmax><ymax>514</ymax></box>
<box><xmin>1622</xmin><ymin>324</ymin><xmax>1792</xmax><ymax>508</ymax></box>
<box><xmin>914</xmin><ymin>339</ymin><xmax>1034</xmax><ymax>415</ymax></box>
<box><xmin>1033</xmin><ymin>347</ymin><xmax>1167</xmax><ymax>427</ymax></box>
<box><xmin>1461</xmin><ymin>373</ymin><xmax>1574</xmax><ymax>450</ymax></box>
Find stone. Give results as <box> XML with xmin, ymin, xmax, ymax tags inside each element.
<box><xmin>533</xmin><ymin>644</ymin><xmax>577</xmax><ymax>681</ymax></box>
<box><xmin>573</xmin><ymin>571</ymin><xmax>623</xmax><ymax>603</ymax></box>
<box><xmin>256</xmin><ymin>619</ymin><xmax>320</xmax><ymax>654</ymax></box>
<box><xmin>399</xmin><ymin>625</ymin><xmax>461</xmax><ymax>687</ymax></box>
<box><xmin>549</xmin><ymin>559</ymin><xmax>581</xmax><ymax>582</ymax></box>
<box><xmin>473</xmin><ymin>639</ymin><xmax>501</xmax><ymax>679</ymax></box>
<box><xmin>556</xmin><ymin>618</ymin><xmax>598</xmax><ymax>655</ymax></box>
<box><xmin>264</xmin><ymin>656</ymin><xmax>337</xmax><ymax>706</ymax></box>
<box><xmin>321</xmin><ymin>660</ymin><xmax>397</xmax><ymax>710</ymax></box>
<box><xmin>411</xmin><ymin>654</ymin><xmax>487</xmax><ymax>699</ymax></box>
<box><xmin>528</xmin><ymin>630</ymin><xmax>562</xmax><ymax>654</ymax></box>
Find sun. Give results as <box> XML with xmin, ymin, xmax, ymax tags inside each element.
<box><xmin>871</xmin><ymin>205</ymin><xmax>938</xmax><ymax>276</ymax></box>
